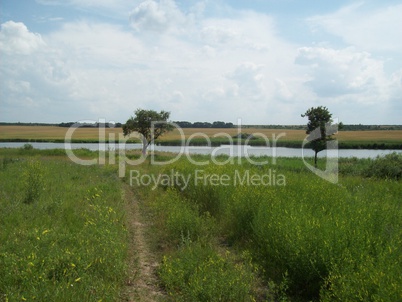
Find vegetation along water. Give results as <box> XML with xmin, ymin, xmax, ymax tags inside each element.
<box><xmin>0</xmin><ymin>146</ymin><xmax>401</xmax><ymax>301</ymax></box>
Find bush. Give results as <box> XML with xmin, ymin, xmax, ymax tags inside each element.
<box><xmin>362</xmin><ymin>152</ymin><xmax>402</xmax><ymax>180</ymax></box>
<box><xmin>23</xmin><ymin>143</ymin><xmax>34</xmax><ymax>150</ymax></box>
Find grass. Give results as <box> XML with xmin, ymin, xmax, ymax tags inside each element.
<box><xmin>159</xmin><ymin>242</ymin><xmax>257</xmax><ymax>302</ymax></box>
<box><xmin>0</xmin><ymin>149</ymin><xmax>127</xmax><ymax>301</ymax></box>
<box><xmin>1</xmin><ymin>146</ymin><xmax>401</xmax><ymax>301</ymax></box>
<box><xmin>126</xmin><ymin>152</ymin><xmax>402</xmax><ymax>301</ymax></box>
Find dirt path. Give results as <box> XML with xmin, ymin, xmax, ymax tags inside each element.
<box><xmin>122</xmin><ymin>184</ymin><xmax>164</xmax><ymax>302</ymax></box>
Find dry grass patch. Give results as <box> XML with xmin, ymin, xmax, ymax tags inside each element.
<box><xmin>1</xmin><ymin>126</ymin><xmax>401</xmax><ymax>143</ymax></box>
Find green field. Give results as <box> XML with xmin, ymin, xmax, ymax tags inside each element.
<box><xmin>0</xmin><ymin>149</ymin><xmax>128</xmax><ymax>301</ymax></box>
<box><xmin>132</xmin><ymin>153</ymin><xmax>401</xmax><ymax>301</ymax></box>
<box><xmin>1</xmin><ymin>147</ymin><xmax>401</xmax><ymax>301</ymax></box>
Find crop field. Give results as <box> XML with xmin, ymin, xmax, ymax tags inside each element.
<box><xmin>1</xmin><ymin>125</ymin><xmax>401</xmax><ymax>148</ymax></box>
<box><xmin>0</xmin><ymin>126</ymin><xmax>123</xmax><ymax>141</ymax></box>
<box><xmin>1</xmin><ymin>147</ymin><xmax>401</xmax><ymax>301</ymax></box>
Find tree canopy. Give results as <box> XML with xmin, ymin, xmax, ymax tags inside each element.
<box><xmin>301</xmin><ymin>106</ymin><xmax>340</xmax><ymax>167</ymax></box>
<box><xmin>123</xmin><ymin>109</ymin><xmax>173</xmax><ymax>155</ymax></box>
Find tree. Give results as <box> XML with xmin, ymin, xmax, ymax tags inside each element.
<box><xmin>123</xmin><ymin>109</ymin><xmax>173</xmax><ymax>155</ymax></box>
<box><xmin>301</xmin><ymin>106</ymin><xmax>340</xmax><ymax>167</ymax></box>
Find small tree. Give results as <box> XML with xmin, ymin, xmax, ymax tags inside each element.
<box><xmin>301</xmin><ymin>106</ymin><xmax>340</xmax><ymax>167</ymax></box>
<box><xmin>123</xmin><ymin>109</ymin><xmax>173</xmax><ymax>155</ymax></box>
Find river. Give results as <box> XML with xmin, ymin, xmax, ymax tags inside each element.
<box><xmin>1</xmin><ymin>142</ymin><xmax>401</xmax><ymax>158</ymax></box>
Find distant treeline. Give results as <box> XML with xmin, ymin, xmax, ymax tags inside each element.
<box><xmin>240</xmin><ymin>124</ymin><xmax>402</xmax><ymax>131</ymax></box>
<box><xmin>174</xmin><ymin>121</ymin><xmax>234</xmax><ymax>128</ymax></box>
<box><xmin>0</xmin><ymin>122</ymin><xmax>60</xmax><ymax>126</ymax></box>
<box><xmin>339</xmin><ymin>124</ymin><xmax>402</xmax><ymax>131</ymax></box>
<box><xmin>1</xmin><ymin>122</ymin><xmax>401</xmax><ymax>130</ymax></box>
<box><xmin>57</xmin><ymin>122</ymin><xmax>122</xmax><ymax>128</ymax></box>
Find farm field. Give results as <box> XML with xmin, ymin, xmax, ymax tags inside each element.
<box><xmin>1</xmin><ymin>147</ymin><xmax>401</xmax><ymax>301</ymax></box>
<box><xmin>0</xmin><ymin>125</ymin><xmax>401</xmax><ymax>148</ymax></box>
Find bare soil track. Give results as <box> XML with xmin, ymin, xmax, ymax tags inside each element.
<box><xmin>122</xmin><ymin>184</ymin><xmax>165</xmax><ymax>302</ymax></box>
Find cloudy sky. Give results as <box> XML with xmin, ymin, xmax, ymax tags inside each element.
<box><xmin>1</xmin><ymin>0</ymin><xmax>401</xmax><ymax>124</ymax></box>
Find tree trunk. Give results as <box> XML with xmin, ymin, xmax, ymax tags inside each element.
<box><xmin>141</xmin><ymin>137</ymin><xmax>148</xmax><ymax>156</ymax></box>
<box><xmin>314</xmin><ymin>151</ymin><xmax>318</xmax><ymax>168</ymax></box>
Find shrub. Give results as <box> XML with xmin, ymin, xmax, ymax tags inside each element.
<box><xmin>23</xmin><ymin>143</ymin><xmax>34</xmax><ymax>150</ymax></box>
<box><xmin>362</xmin><ymin>152</ymin><xmax>402</xmax><ymax>180</ymax></box>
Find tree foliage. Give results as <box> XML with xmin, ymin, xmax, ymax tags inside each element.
<box><xmin>123</xmin><ymin>109</ymin><xmax>173</xmax><ymax>155</ymax></box>
<box><xmin>301</xmin><ymin>106</ymin><xmax>340</xmax><ymax>167</ymax></box>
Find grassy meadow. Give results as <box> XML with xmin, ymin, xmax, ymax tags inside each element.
<box><xmin>0</xmin><ymin>149</ymin><xmax>127</xmax><ymax>301</ymax></box>
<box><xmin>1</xmin><ymin>146</ymin><xmax>401</xmax><ymax>301</ymax></box>
<box><xmin>1</xmin><ymin>125</ymin><xmax>401</xmax><ymax>148</ymax></box>
<box><xmin>128</xmin><ymin>152</ymin><xmax>401</xmax><ymax>301</ymax></box>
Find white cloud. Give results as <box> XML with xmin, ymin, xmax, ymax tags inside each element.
<box><xmin>295</xmin><ymin>47</ymin><xmax>391</xmax><ymax>102</ymax></box>
<box><xmin>308</xmin><ymin>3</ymin><xmax>402</xmax><ymax>53</ymax></box>
<box><xmin>47</xmin><ymin>21</ymin><xmax>145</xmax><ymax>68</ymax></box>
<box><xmin>227</xmin><ymin>62</ymin><xmax>265</xmax><ymax>100</ymax></box>
<box><xmin>0</xmin><ymin>21</ymin><xmax>46</xmax><ymax>55</ymax></box>
<box><xmin>129</xmin><ymin>0</ymin><xmax>187</xmax><ymax>33</ymax></box>
<box><xmin>1</xmin><ymin>1</ymin><xmax>401</xmax><ymax>124</ymax></box>
<box><xmin>201</xmin><ymin>25</ymin><xmax>238</xmax><ymax>45</ymax></box>
<box><xmin>274</xmin><ymin>79</ymin><xmax>293</xmax><ymax>101</ymax></box>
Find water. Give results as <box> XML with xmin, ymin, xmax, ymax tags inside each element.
<box><xmin>1</xmin><ymin>142</ymin><xmax>401</xmax><ymax>159</ymax></box>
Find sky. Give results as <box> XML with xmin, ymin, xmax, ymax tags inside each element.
<box><xmin>0</xmin><ymin>0</ymin><xmax>401</xmax><ymax>125</ymax></box>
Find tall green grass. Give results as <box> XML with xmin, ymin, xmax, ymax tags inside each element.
<box><xmin>11</xmin><ymin>147</ymin><xmax>395</xmax><ymax>301</ymax></box>
<box><xmin>0</xmin><ymin>154</ymin><xmax>127</xmax><ymax>301</ymax></box>
<box><xmin>131</xmin><ymin>154</ymin><xmax>402</xmax><ymax>301</ymax></box>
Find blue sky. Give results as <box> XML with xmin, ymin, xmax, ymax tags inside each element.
<box><xmin>1</xmin><ymin>0</ymin><xmax>401</xmax><ymax>124</ymax></box>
